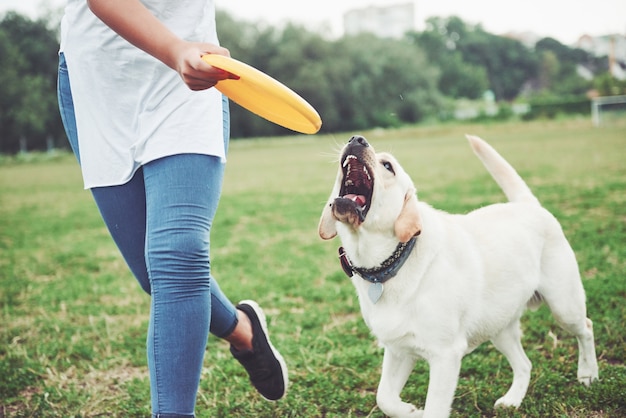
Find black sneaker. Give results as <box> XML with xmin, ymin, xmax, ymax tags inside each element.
<box><xmin>230</xmin><ymin>300</ymin><xmax>288</xmax><ymax>401</ymax></box>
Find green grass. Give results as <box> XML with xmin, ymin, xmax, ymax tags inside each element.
<box><xmin>1</xmin><ymin>117</ymin><xmax>625</xmax><ymax>417</ymax></box>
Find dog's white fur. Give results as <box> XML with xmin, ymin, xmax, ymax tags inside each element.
<box><xmin>318</xmin><ymin>135</ymin><xmax>598</xmax><ymax>418</ymax></box>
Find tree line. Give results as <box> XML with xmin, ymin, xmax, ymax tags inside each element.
<box><xmin>0</xmin><ymin>10</ymin><xmax>622</xmax><ymax>153</ymax></box>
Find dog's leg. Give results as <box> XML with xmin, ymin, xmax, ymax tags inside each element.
<box><xmin>538</xmin><ymin>245</ymin><xmax>599</xmax><ymax>385</ymax></box>
<box><xmin>491</xmin><ymin>320</ymin><xmax>532</xmax><ymax>408</ymax></box>
<box><xmin>573</xmin><ymin>318</ymin><xmax>598</xmax><ymax>385</ymax></box>
<box><xmin>552</xmin><ymin>316</ymin><xmax>598</xmax><ymax>385</ymax></box>
<box><xmin>542</xmin><ymin>294</ymin><xmax>598</xmax><ymax>385</ymax></box>
<box><xmin>422</xmin><ymin>351</ymin><xmax>463</xmax><ymax>418</ymax></box>
<box><xmin>376</xmin><ymin>348</ymin><xmax>422</xmax><ymax>418</ymax></box>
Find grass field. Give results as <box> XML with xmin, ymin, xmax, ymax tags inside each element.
<box><xmin>1</xmin><ymin>118</ymin><xmax>625</xmax><ymax>417</ymax></box>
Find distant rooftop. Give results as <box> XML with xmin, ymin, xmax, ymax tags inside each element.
<box><xmin>343</xmin><ymin>3</ymin><xmax>415</xmax><ymax>39</ymax></box>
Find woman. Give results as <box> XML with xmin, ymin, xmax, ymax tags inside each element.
<box><xmin>57</xmin><ymin>0</ymin><xmax>287</xmax><ymax>416</ymax></box>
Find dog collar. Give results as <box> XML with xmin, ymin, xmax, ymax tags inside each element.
<box><xmin>338</xmin><ymin>236</ymin><xmax>417</xmax><ymax>284</ymax></box>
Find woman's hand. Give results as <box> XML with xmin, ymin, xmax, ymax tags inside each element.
<box><xmin>170</xmin><ymin>42</ymin><xmax>238</xmax><ymax>91</ymax></box>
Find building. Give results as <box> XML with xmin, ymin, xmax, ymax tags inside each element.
<box><xmin>343</xmin><ymin>3</ymin><xmax>415</xmax><ymax>39</ymax></box>
<box><xmin>576</xmin><ymin>34</ymin><xmax>626</xmax><ymax>80</ymax></box>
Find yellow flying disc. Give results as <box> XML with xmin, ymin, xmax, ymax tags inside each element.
<box><xmin>202</xmin><ymin>54</ymin><xmax>322</xmax><ymax>134</ymax></box>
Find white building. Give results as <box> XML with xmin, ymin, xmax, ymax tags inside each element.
<box><xmin>576</xmin><ymin>34</ymin><xmax>626</xmax><ymax>80</ymax></box>
<box><xmin>343</xmin><ymin>3</ymin><xmax>415</xmax><ymax>39</ymax></box>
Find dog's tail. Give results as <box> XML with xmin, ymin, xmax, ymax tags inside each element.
<box><xmin>466</xmin><ymin>135</ymin><xmax>540</xmax><ymax>205</ymax></box>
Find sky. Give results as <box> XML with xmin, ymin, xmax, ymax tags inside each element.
<box><xmin>2</xmin><ymin>0</ymin><xmax>625</xmax><ymax>45</ymax></box>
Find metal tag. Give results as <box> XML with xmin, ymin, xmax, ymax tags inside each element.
<box><xmin>368</xmin><ymin>282</ymin><xmax>384</xmax><ymax>304</ymax></box>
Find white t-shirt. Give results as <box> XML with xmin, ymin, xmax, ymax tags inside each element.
<box><xmin>60</xmin><ymin>0</ymin><xmax>226</xmax><ymax>189</ymax></box>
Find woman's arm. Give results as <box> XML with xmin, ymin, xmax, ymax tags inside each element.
<box><xmin>87</xmin><ymin>0</ymin><xmax>234</xmax><ymax>90</ymax></box>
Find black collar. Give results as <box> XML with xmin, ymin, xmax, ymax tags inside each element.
<box><xmin>338</xmin><ymin>236</ymin><xmax>417</xmax><ymax>284</ymax></box>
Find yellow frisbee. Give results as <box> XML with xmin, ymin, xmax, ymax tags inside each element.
<box><xmin>202</xmin><ymin>54</ymin><xmax>322</xmax><ymax>134</ymax></box>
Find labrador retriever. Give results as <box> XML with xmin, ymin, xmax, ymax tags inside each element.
<box><xmin>318</xmin><ymin>135</ymin><xmax>598</xmax><ymax>418</ymax></box>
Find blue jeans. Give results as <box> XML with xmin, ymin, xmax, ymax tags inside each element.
<box><xmin>58</xmin><ymin>53</ymin><xmax>239</xmax><ymax>417</ymax></box>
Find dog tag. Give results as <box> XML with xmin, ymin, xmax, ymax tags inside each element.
<box><xmin>368</xmin><ymin>282</ymin><xmax>384</xmax><ymax>304</ymax></box>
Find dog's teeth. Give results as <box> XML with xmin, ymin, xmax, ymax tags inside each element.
<box><xmin>342</xmin><ymin>155</ymin><xmax>357</xmax><ymax>168</ymax></box>
<box><xmin>363</xmin><ymin>166</ymin><xmax>371</xmax><ymax>180</ymax></box>
<box><xmin>345</xmin><ymin>179</ymin><xmax>354</xmax><ymax>186</ymax></box>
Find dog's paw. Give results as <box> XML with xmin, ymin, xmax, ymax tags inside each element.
<box><xmin>577</xmin><ymin>374</ymin><xmax>598</xmax><ymax>386</ymax></box>
<box><xmin>494</xmin><ymin>395</ymin><xmax>522</xmax><ymax>409</ymax></box>
<box><xmin>577</xmin><ymin>361</ymin><xmax>599</xmax><ymax>386</ymax></box>
<box><xmin>378</xmin><ymin>401</ymin><xmax>423</xmax><ymax>418</ymax></box>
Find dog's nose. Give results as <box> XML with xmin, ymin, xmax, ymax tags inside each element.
<box><xmin>348</xmin><ymin>135</ymin><xmax>369</xmax><ymax>147</ymax></box>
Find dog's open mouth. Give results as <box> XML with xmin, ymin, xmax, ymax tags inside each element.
<box><xmin>337</xmin><ymin>154</ymin><xmax>373</xmax><ymax>222</ymax></box>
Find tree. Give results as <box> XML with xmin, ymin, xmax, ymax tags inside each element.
<box><xmin>533</xmin><ymin>37</ymin><xmax>594</xmax><ymax>96</ymax></box>
<box><xmin>538</xmin><ymin>50</ymin><xmax>560</xmax><ymax>91</ymax></box>
<box><xmin>457</xmin><ymin>27</ymin><xmax>539</xmax><ymax>101</ymax></box>
<box><xmin>332</xmin><ymin>33</ymin><xmax>443</xmax><ymax>130</ymax></box>
<box><xmin>410</xmin><ymin>16</ymin><xmax>541</xmax><ymax>101</ymax></box>
<box><xmin>407</xmin><ymin>21</ymin><xmax>488</xmax><ymax>100</ymax></box>
<box><xmin>594</xmin><ymin>73</ymin><xmax>626</xmax><ymax>96</ymax></box>
<box><xmin>0</xmin><ymin>29</ymin><xmax>26</xmax><ymax>152</ymax></box>
<box><xmin>0</xmin><ymin>12</ymin><xmax>62</xmax><ymax>153</ymax></box>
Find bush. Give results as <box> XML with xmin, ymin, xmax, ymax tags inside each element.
<box><xmin>523</xmin><ymin>95</ymin><xmax>590</xmax><ymax>120</ymax></box>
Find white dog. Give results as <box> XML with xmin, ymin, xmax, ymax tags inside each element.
<box><xmin>318</xmin><ymin>135</ymin><xmax>598</xmax><ymax>418</ymax></box>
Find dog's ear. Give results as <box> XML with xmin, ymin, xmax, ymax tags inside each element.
<box><xmin>319</xmin><ymin>173</ymin><xmax>341</xmax><ymax>240</ymax></box>
<box><xmin>318</xmin><ymin>200</ymin><xmax>337</xmax><ymax>240</ymax></box>
<box><xmin>394</xmin><ymin>188</ymin><xmax>422</xmax><ymax>243</ymax></box>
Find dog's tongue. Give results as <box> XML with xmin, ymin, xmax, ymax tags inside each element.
<box><xmin>343</xmin><ymin>194</ymin><xmax>366</xmax><ymax>207</ymax></box>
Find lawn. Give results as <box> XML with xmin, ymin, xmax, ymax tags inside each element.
<box><xmin>1</xmin><ymin>117</ymin><xmax>625</xmax><ymax>417</ymax></box>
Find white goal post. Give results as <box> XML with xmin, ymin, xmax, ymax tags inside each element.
<box><xmin>591</xmin><ymin>95</ymin><xmax>626</xmax><ymax>127</ymax></box>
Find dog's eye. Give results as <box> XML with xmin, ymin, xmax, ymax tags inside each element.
<box><xmin>381</xmin><ymin>160</ymin><xmax>395</xmax><ymax>174</ymax></box>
